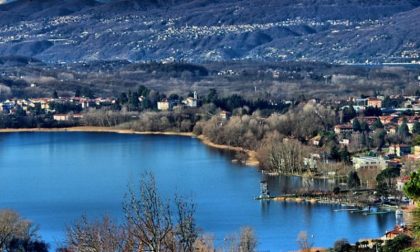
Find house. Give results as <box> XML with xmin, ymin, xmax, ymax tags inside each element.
<box><xmin>379</xmin><ymin>116</ymin><xmax>398</xmax><ymax>125</ymax></box>
<box><xmin>334</xmin><ymin>124</ymin><xmax>353</xmax><ymax>134</ymax></box>
<box><xmin>355</xmin><ymin>116</ymin><xmax>379</xmax><ymax>126</ymax></box>
<box><xmin>53</xmin><ymin>114</ymin><xmax>72</xmax><ymax>121</ymax></box>
<box><xmin>157</xmin><ymin>99</ymin><xmax>170</xmax><ymax>111</ymax></box>
<box><xmin>339</xmin><ymin>138</ymin><xmax>350</xmax><ymax>146</ymax></box>
<box><xmin>388</xmin><ymin>144</ymin><xmax>412</xmax><ymax>157</ymax></box>
<box><xmin>310</xmin><ymin>135</ymin><xmax>322</xmax><ymax>146</ymax></box>
<box><xmin>367</xmin><ymin>98</ymin><xmax>382</xmax><ymax>108</ymax></box>
<box><xmin>353</xmin><ymin>98</ymin><xmax>368</xmax><ymax>106</ymax></box>
<box><xmin>182</xmin><ymin>91</ymin><xmax>198</xmax><ymax>108</ymax></box>
<box><xmin>30</xmin><ymin>98</ymin><xmax>51</xmax><ymax>110</ymax></box>
<box><xmin>384</xmin><ymin>226</ymin><xmax>407</xmax><ymax>240</ymax></box>
<box><xmin>352</xmin><ymin>156</ymin><xmax>387</xmax><ymax>171</ymax></box>
<box><xmin>219</xmin><ymin>110</ymin><xmax>231</xmax><ymax>120</ymax></box>
<box><xmin>414</xmin><ymin>146</ymin><xmax>420</xmax><ymax>155</ymax></box>
<box><xmin>386</xmin><ymin>125</ymin><xmax>398</xmax><ymax>135</ymax></box>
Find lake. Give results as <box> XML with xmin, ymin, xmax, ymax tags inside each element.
<box><xmin>0</xmin><ymin>132</ymin><xmax>395</xmax><ymax>251</ymax></box>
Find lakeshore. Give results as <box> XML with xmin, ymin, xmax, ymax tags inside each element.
<box><xmin>0</xmin><ymin>126</ymin><xmax>260</xmax><ymax>167</ymax></box>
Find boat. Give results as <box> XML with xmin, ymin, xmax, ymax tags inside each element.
<box><xmin>363</xmin><ymin>211</ymin><xmax>389</xmax><ymax>215</ymax></box>
<box><xmin>334</xmin><ymin>208</ymin><xmax>359</xmax><ymax>212</ymax></box>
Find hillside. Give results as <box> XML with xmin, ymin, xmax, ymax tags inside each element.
<box><xmin>0</xmin><ymin>0</ymin><xmax>419</xmax><ymax>63</ymax></box>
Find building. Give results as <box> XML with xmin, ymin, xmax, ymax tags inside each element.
<box><xmin>182</xmin><ymin>91</ymin><xmax>198</xmax><ymax>107</ymax></box>
<box><xmin>367</xmin><ymin>98</ymin><xmax>382</xmax><ymax>108</ymax></box>
<box><xmin>352</xmin><ymin>156</ymin><xmax>387</xmax><ymax>171</ymax></box>
<box><xmin>53</xmin><ymin>114</ymin><xmax>72</xmax><ymax>121</ymax></box>
<box><xmin>334</xmin><ymin>124</ymin><xmax>353</xmax><ymax>134</ymax></box>
<box><xmin>353</xmin><ymin>98</ymin><xmax>368</xmax><ymax>106</ymax></box>
<box><xmin>310</xmin><ymin>135</ymin><xmax>322</xmax><ymax>146</ymax></box>
<box><xmin>30</xmin><ymin>98</ymin><xmax>51</xmax><ymax>110</ymax></box>
<box><xmin>388</xmin><ymin>144</ymin><xmax>412</xmax><ymax>157</ymax></box>
<box><xmin>379</xmin><ymin>116</ymin><xmax>398</xmax><ymax>125</ymax></box>
<box><xmin>219</xmin><ymin>110</ymin><xmax>231</xmax><ymax>120</ymax></box>
<box><xmin>157</xmin><ymin>99</ymin><xmax>170</xmax><ymax>111</ymax></box>
<box><xmin>339</xmin><ymin>138</ymin><xmax>350</xmax><ymax>146</ymax></box>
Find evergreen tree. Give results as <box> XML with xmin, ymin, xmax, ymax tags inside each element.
<box><xmin>352</xmin><ymin>119</ymin><xmax>361</xmax><ymax>132</ymax></box>
<box><xmin>75</xmin><ymin>88</ymin><xmax>81</xmax><ymax>97</ymax></box>
<box><xmin>360</xmin><ymin>121</ymin><xmax>370</xmax><ymax>132</ymax></box>
<box><xmin>372</xmin><ymin>118</ymin><xmax>383</xmax><ymax>129</ymax></box>
<box><xmin>403</xmin><ymin>172</ymin><xmax>420</xmax><ymax>203</ymax></box>
<box><xmin>339</xmin><ymin>146</ymin><xmax>351</xmax><ymax>164</ymax></box>
<box><xmin>119</xmin><ymin>92</ymin><xmax>128</xmax><ymax>104</ymax></box>
<box><xmin>412</xmin><ymin>121</ymin><xmax>420</xmax><ymax>135</ymax></box>
<box><xmin>398</xmin><ymin>119</ymin><xmax>410</xmax><ymax>139</ymax></box>
<box><xmin>347</xmin><ymin>171</ymin><xmax>361</xmax><ymax>189</ymax></box>
<box><xmin>342</xmin><ymin>106</ymin><xmax>356</xmax><ymax>123</ymax></box>
<box><xmin>329</xmin><ymin>145</ymin><xmax>340</xmax><ymax>161</ymax></box>
<box><xmin>52</xmin><ymin>90</ymin><xmax>58</xmax><ymax>99</ymax></box>
<box><xmin>207</xmin><ymin>88</ymin><xmax>218</xmax><ymax>103</ymax></box>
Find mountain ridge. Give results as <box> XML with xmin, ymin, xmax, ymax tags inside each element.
<box><xmin>0</xmin><ymin>0</ymin><xmax>419</xmax><ymax>63</ymax></box>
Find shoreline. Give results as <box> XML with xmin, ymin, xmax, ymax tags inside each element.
<box><xmin>0</xmin><ymin>126</ymin><xmax>259</xmax><ymax>167</ymax></box>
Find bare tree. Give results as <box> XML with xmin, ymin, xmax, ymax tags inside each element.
<box><xmin>193</xmin><ymin>234</ymin><xmax>215</xmax><ymax>252</ymax></box>
<box><xmin>66</xmin><ymin>215</ymin><xmax>125</xmax><ymax>252</ymax></box>
<box><xmin>123</xmin><ymin>172</ymin><xmax>173</xmax><ymax>252</ymax></box>
<box><xmin>239</xmin><ymin>227</ymin><xmax>257</xmax><ymax>252</ymax></box>
<box><xmin>258</xmin><ymin>138</ymin><xmax>306</xmax><ymax>175</ymax></box>
<box><xmin>296</xmin><ymin>231</ymin><xmax>313</xmax><ymax>252</ymax></box>
<box><xmin>174</xmin><ymin>196</ymin><xmax>198</xmax><ymax>252</ymax></box>
<box><xmin>0</xmin><ymin>210</ymin><xmax>38</xmax><ymax>250</ymax></box>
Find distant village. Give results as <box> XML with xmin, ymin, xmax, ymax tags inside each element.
<box><xmin>1</xmin><ymin>90</ymin><xmax>420</xmax><ymax>189</ymax></box>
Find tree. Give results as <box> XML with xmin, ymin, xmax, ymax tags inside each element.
<box><xmin>333</xmin><ymin>186</ymin><xmax>341</xmax><ymax>195</ymax></box>
<box><xmin>330</xmin><ymin>145</ymin><xmax>340</xmax><ymax>161</ymax></box>
<box><xmin>262</xmin><ymin>139</ymin><xmax>306</xmax><ymax>175</ymax></box>
<box><xmin>364</xmin><ymin>106</ymin><xmax>382</xmax><ymax>116</ymax></box>
<box><xmin>75</xmin><ymin>88</ymin><xmax>81</xmax><ymax>97</ymax></box>
<box><xmin>376</xmin><ymin>181</ymin><xmax>389</xmax><ymax>198</ymax></box>
<box><xmin>138</xmin><ymin>85</ymin><xmax>150</xmax><ymax>97</ymax></box>
<box><xmin>376</xmin><ymin>167</ymin><xmax>401</xmax><ymax>197</ymax></box>
<box><xmin>206</xmin><ymin>88</ymin><xmax>218</xmax><ymax>104</ymax></box>
<box><xmin>66</xmin><ymin>216</ymin><xmax>125</xmax><ymax>252</ymax></box>
<box><xmin>124</xmin><ymin>172</ymin><xmax>173</xmax><ymax>252</ymax></box>
<box><xmin>175</xmin><ymin>196</ymin><xmax>198</xmax><ymax>252</ymax></box>
<box><xmin>403</xmin><ymin>172</ymin><xmax>420</xmax><ymax>203</ymax></box>
<box><xmin>342</xmin><ymin>106</ymin><xmax>356</xmax><ymax>123</ymax></box>
<box><xmin>377</xmin><ymin>168</ymin><xmax>401</xmax><ymax>189</ymax></box>
<box><xmin>6</xmin><ymin>238</ymin><xmax>48</xmax><ymax>252</ymax></box>
<box><xmin>52</xmin><ymin>90</ymin><xmax>58</xmax><ymax>99</ymax></box>
<box><xmin>333</xmin><ymin>239</ymin><xmax>351</xmax><ymax>252</ymax></box>
<box><xmin>413</xmin><ymin>135</ymin><xmax>420</xmax><ymax>146</ymax></box>
<box><xmin>398</xmin><ymin>119</ymin><xmax>411</xmax><ymax>139</ymax></box>
<box><xmin>347</xmin><ymin>171</ymin><xmax>361</xmax><ymax>189</ymax></box>
<box><xmin>339</xmin><ymin>146</ymin><xmax>351</xmax><ymax>164</ymax></box>
<box><xmin>373</xmin><ymin>129</ymin><xmax>386</xmax><ymax>150</ymax></box>
<box><xmin>239</xmin><ymin>227</ymin><xmax>257</xmax><ymax>252</ymax></box>
<box><xmin>352</xmin><ymin>119</ymin><xmax>361</xmax><ymax>132</ymax></box>
<box><xmin>413</xmin><ymin>121</ymin><xmax>420</xmax><ymax>135</ymax></box>
<box><xmin>383</xmin><ymin>234</ymin><xmax>412</xmax><ymax>252</ymax></box>
<box><xmin>297</xmin><ymin>231</ymin><xmax>313</xmax><ymax>252</ymax></box>
<box><xmin>360</xmin><ymin>121</ymin><xmax>370</xmax><ymax>132</ymax></box>
<box><xmin>0</xmin><ymin>210</ymin><xmax>42</xmax><ymax>251</ymax></box>
<box><xmin>372</xmin><ymin>118</ymin><xmax>384</xmax><ymax>129</ymax></box>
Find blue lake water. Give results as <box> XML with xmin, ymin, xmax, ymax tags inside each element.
<box><xmin>0</xmin><ymin>132</ymin><xmax>395</xmax><ymax>251</ymax></box>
